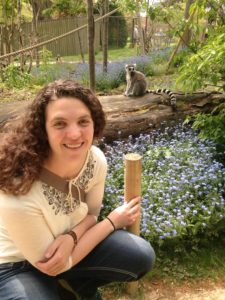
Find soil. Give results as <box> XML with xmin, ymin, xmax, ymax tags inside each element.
<box><xmin>102</xmin><ymin>278</ymin><xmax>225</xmax><ymax>300</ymax></box>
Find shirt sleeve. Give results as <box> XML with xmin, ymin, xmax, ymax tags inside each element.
<box><xmin>0</xmin><ymin>194</ymin><xmax>55</xmax><ymax>267</ymax></box>
<box><xmin>85</xmin><ymin>147</ymin><xmax>108</xmax><ymax>217</ymax></box>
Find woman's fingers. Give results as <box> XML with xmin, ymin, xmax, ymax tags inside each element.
<box><xmin>36</xmin><ymin>256</ymin><xmax>64</xmax><ymax>276</ymax></box>
<box><xmin>129</xmin><ymin>203</ymin><xmax>140</xmax><ymax>215</ymax></box>
<box><xmin>125</xmin><ymin>196</ymin><xmax>141</xmax><ymax>208</ymax></box>
<box><xmin>109</xmin><ymin>196</ymin><xmax>141</xmax><ymax>229</ymax></box>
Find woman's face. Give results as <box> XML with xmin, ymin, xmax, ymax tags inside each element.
<box><xmin>45</xmin><ymin>97</ymin><xmax>94</xmax><ymax>163</ymax></box>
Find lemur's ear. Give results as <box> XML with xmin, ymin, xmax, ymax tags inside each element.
<box><xmin>125</xmin><ymin>64</ymin><xmax>128</xmax><ymax>67</ymax></box>
<box><xmin>134</xmin><ymin>63</ymin><xmax>137</xmax><ymax>67</ymax></box>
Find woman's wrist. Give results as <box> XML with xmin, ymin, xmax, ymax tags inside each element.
<box><xmin>65</xmin><ymin>230</ymin><xmax>78</xmax><ymax>246</ymax></box>
<box><xmin>105</xmin><ymin>216</ymin><xmax>116</xmax><ymax>232</ymax></box>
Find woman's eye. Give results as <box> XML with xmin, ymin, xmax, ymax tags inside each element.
<box><xmin>80</xmin><ymin>119</ymin><xmax>91</xmax><ymax>126</ymax></box>
<box><xmin>53</xmin><ymin>122</ymin><xmax>66</xmax><ymax>128</ymax></box>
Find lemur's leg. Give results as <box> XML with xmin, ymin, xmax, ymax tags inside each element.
<box><xmin>125</xmin><ymin>81</ymin><xmax>134</xmax><ymax>96</ymax></box>
<box><xmin>132</xmin><ymin>81</ymin><xmax>147</xmax><ymax>96</ymax></box>
<box><xmin>124</xmin><ymin>80</ymin><xmax>131</xmax><ymax>96</ymax></box>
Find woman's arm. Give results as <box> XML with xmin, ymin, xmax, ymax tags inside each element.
<box><xmin>36</xmin><ymin>214</ymin><xmax>97</xmax><ymax>274</ymax></box>
<box><xmin>37</xmin><ymin>197</ymin><xmax>141</xmax><ymax>276</ymax></box>
<box><xmin>0</xmin><ymin>194</ymin><xmax>96</xmax><ymax>272</ymax></box>
<box><xmin>0</xmin><ymin>199</ymin><xmax>56</xmax><ymax>266</ymax></box>
<box><xmin>36</xmin><ymin>173</ymin><xmax>107</xmax><ymax>274</ymax></box>
<box><xmin>71</xmin><ymin>197</ymin><xmax>140</xmax><ymax>265</ymax></box>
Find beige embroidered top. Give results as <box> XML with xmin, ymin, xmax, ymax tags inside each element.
<box><xmin>0</xmin><ymin>145</ymin><xmax>107</xmax><ymax>269</ymax></box>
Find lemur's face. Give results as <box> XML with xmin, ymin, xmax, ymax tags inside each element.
<box><xmin>125</xmin><ymin>64</ymin><xmax>136</xmax><ymax>73</ymax></box>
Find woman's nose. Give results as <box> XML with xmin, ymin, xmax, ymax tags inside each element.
<box><xmin>66</xmin><ymin>124</ymin><xmax>82</xmax><ymax>139</ymax></box>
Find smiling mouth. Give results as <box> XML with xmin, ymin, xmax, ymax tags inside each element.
<box><xmin>64</xmin><ymin>143</ymin><xmax>84</xmax><ymax>149</ymax></box>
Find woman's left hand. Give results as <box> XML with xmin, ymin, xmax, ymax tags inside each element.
<box><xmin>36</xmin><ymin>234</ymin><xmax>74</xmax><ymax>276</ymax></box>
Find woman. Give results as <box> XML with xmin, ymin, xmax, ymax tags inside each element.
<box><xmin>0</xmin><ymin>80</ymin><xmax>155</xmax><ymax>300</ymax></box>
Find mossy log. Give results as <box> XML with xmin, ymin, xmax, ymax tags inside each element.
<box><xmin>0</xmin><ymin>91</ymin><xmax>224</xmax><ymax>141</ymax></box>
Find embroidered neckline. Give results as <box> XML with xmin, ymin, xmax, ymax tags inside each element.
<box><xmin>39</xmin><ymin>147</ymin><xmax>96</xmax><ymax>215</ymax></box>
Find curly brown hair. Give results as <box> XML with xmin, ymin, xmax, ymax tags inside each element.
<box><xmin>0</xmin><ymin>80</ymin><xmax>106</xmax><ymax>196</ymax></box>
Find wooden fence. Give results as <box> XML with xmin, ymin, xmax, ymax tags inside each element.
<box><xmin>0</xmin><ymin>15</ymin><xmax>173</xmax><ymax>59</ymax></box>
<box><xmin>22</xmin><ymin>16</ymin><xmax>101</xmax><ymax>57</ymax></box>
<box><xmin>0</xmin><ymin>16</ymin><xmax>101</xmax><ymax>58</ymax></box>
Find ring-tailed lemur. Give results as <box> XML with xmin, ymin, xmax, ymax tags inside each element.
<box><xmin>124</xmin><ymin>64</ymin><xmax>177</xmax><ymax>111</ymax></box>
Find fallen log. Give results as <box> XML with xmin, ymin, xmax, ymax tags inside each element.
<box><xmin>0</xmin><ymin>91</ymin><xmax>224</xmax><ymax>141</ymax></box>
<box><xmin>100</xmin><ymin>91</ymin><xmax>225</xmax><ymax>141</ymax></box>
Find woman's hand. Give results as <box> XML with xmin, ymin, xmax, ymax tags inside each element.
<box><xmin>107</xmin><ymin>196</ymin><xmax>141</xmax><ymax>230</ymax></box>
<box><xmin>35</xmin><ymin>214</ymin><xmax>97</xmax><ymax>276</ymax></box>
<box><xmin>36</xmin><ymin>234</ymin><xmax>74</xmax><ymax>276</ymax></box>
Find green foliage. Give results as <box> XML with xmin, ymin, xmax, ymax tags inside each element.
<box><xmin>0</xmin><ymin>0</ymin><xmax>32</xmax><ymax>24</ymax></box>
<box><xmin>107</xmin><ymin>1</ymin><xmax>128</xmax><ymax>48</ymax></box>
<box><xmin>1</xmin><ymin>64</ymin><xmax>31</xmax><ymax>89</ymax></box>
<box><xmin>95</xmin><ymin>71</ymin><xmax>124</xmax><ymax>92</ymax></box>
<box><xmin>39</xmin><ymin>47</ymin><xmax>53</xmax><ymax>70</ymax></box>
<box><xmin>31</xmin><ymin>63</ymin><xmax>73</xmax><ymax>86</ymax></box>
<box><xmin>43</xmin><ymin>0</ymin><xmax>85</xmax><ymax>17</ymax></box>
<box><xmin>150</xmin><ymin>239</ymin><xmax>225</xmax><ymax>280</ymax></box>
<box><xmin>172</xmin><ymin>48</ymin><xmax>191</xmax><ymax>68</ymax></box>
<box><xmin>184</xmin><ymin>103</ymin><xmax>225</xmax><ymax>149</ymax></box>
<box><xmin>0</xmin><ymin>0</ymin><xmax>16</xmax><ymax>23</ymax></box>
<box><xmin>176</xmin><ymin>32</ymin><xmax>225</xmax><ymax>92</ymax></box>
<box><xmin>115</xmin><ymin>0</ymin><xmax>147</xmax><ymax>14</ymax></box>
<box><xmin>31</xmin><ymin>47</ymin><xmax>55</xmax><ymax>85</ymax></box>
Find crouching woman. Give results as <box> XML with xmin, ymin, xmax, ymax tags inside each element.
<box><xmin>0</xmin><ymin>80</ymin><xmax>155</xmax><ymax>300</ymax></box>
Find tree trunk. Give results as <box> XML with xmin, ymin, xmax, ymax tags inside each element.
<box><xmin>102</xmin><ymin>0</ymin><xmax>109</xmax><ymax>73</ymax></box>
<box><xmin>167</xmin><ymin>6</ymin><xmax>196</xmax><ymax>70</ymax></box>
<box><xmin>29</xmin><ymin>0</ymin><xmax>40</xmax><ymax>67</ymax></box>
<box><xmin>181</xmin><ymin>0</ymin><xmax>194</xmax><ymax>47</ymax></box>
<box><xmin>76</xmin><ymin>17</ymin><xmax>85</xmax><ymax>63</ymax></box>
<box><xmin>137</xmin><ymin>16</ymin><xmax>145</xmax><ymax>55</ymax></box>
<box><xmin>87</xmin><ymin>0</ymin><xmax>96</xmax><ymax>92</ymax></box>
<box><xmin>17</xmin><ymin>0</ymin><xmax>25</xmax><ymax>71</ymax></box>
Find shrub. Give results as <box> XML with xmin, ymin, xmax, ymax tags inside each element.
<box><xmin>176</xmin><ymin>33</ymin><xmax>225</xmax><ymax>92</ymax></box>
<box><xmin>172</xmin><ymin>48</ymin><xmax>191</xmax><ymax>68</ymax></box>
<box><xmin>185</xmin><ymin>105</ymin><xmax>225</xmax><ymax>146</ymax></box>
<box><xmin>2</xmin><ymin>64</ymin><xmax>31</xmax><ymax>89</ymax></box>
<box><xmin>31</xmin><ymin>63</ymin><xmax>74</xmax><ymax>86</ymax></box>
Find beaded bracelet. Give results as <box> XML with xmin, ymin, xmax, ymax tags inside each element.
<box><xmin>65</xmin><ymin>230</ymin><xmax>78</xmax><ymax>246</ymax></box>
<box><xmin>106</xmin><ymin>216</ymin><xmax>116</xmax><ymax>231</ymax></box>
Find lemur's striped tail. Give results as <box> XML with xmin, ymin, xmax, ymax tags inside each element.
<box><xmin>147</xmin><ymin>89</ymin><xmax>177</xmax><ymax>111</ymax></box>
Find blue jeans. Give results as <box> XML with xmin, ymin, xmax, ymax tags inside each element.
<box><xmin>0</xmin><ymin>230</ymin><xmax>155</xmax><ymax>299</ymax></box>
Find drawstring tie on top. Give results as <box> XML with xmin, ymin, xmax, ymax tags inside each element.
<box><xmin>66</xmin><ymin>179</ymin><xmax>81</xmax><ymax>211</ymax></box>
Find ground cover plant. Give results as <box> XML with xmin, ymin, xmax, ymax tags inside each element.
<box><xmin>0</xmin><ymin>47</ymin><xmax>172</xmax><ymax>92</ymax></box>
<box><xmin>72</xmin><ymin>47</ymin><xmax>172</xmax><ymax>92</ymax></box>
<box><xmin>99</xmin><ymin>123</ymin><xmax>225</xmax><ymax>259</ymax></box>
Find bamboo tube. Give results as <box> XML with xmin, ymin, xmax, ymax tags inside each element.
<box><xmin>124</xmin><ymin>153</ymin><xmax>142</xmax><ymax>295</ymax></box>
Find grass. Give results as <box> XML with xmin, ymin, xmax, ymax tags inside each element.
<box><xmin>148</xmin><ymin>239</ymin><xmax>225</xmax><ymax>282</ymax></box>
<box><xmin>61</xmin><ymin>45</ymin><xmax>140</xmax><ymax>63</ymax></box>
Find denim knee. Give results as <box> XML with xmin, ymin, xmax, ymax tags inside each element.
<box><xmin>133</xmin><ymin>235</ymin><xmax>156</xmax><ymax>279</ymax></box>
<box><xmin>104</xmin><ymin>230</ymin><xmax>156</xmax><ymax>279</ymax></box>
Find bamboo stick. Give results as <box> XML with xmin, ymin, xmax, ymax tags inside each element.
<box><xmin>124</xmin><ymin>153</ymin><xmax>142</xmax><ymax>295</ymax></box>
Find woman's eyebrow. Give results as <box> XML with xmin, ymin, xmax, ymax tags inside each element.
<box><xmin>50</xmin><ymin>114</ymin><xmax>92</xmax><ymax>122</ymax></box>
<box><xmin>49</xmin><ymin>116</ymin><xmax>66</xmax><ymax>122</ymax></box>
